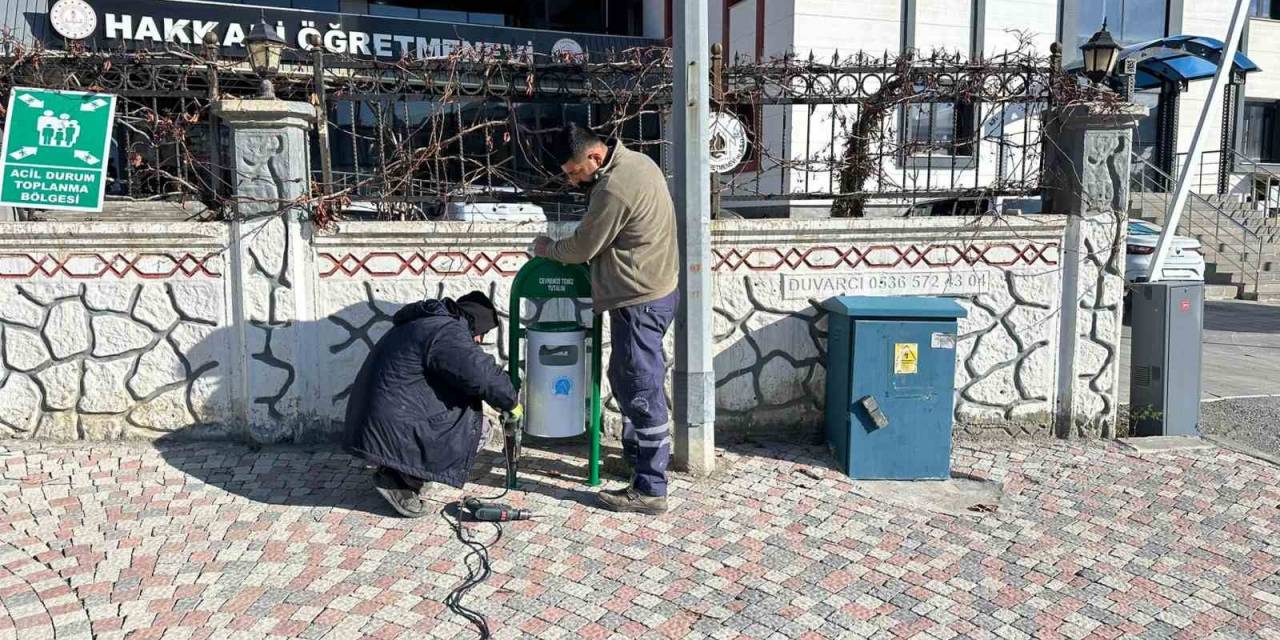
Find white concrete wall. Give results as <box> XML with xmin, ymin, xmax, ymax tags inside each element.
<box><xmin>916</xmin><ymin>0</ymin><xmax>973</xmax><ymax>54</ymax></box>
<box><xmin>1174</xmin><ymin>0</ymin><xmax>1233</xmax><ymax>158</ymax></box>
<box><xmin>793</xmin><ymin>0</ymin><xmax>901</xmax><ymax>59</ymax></box>
<box><xmin>763</xmin><ymin>0</ymin><xmax>795</xmax><ymax>56</ymax></box>
<box><xmin>1169</xmin><ymin>0</ymin><xmax>1232</xmax><ymax>38</ymax></box>
<box><xmin>1246</xmin><ymin>19</ymin><xmax>1280</xmax><ymax>101</ymax></box>
<box><xmin>0</xmin><ymin>215</ymin><xmax>1124</xmax><ymax>442</ymax></box>
<box><xmin>983</xmin><ymin>0</ymin><xmax>1059</xmax><ymax>56</ymax></box>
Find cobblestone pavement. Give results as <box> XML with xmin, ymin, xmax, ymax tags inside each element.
<box><xmin>0</xmin><ymin>438</ymin><xmax>1278</xmax><ymax>640</ymax></box>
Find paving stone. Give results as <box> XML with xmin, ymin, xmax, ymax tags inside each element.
<box><xmin>0</xmin><ymin>440</ymin><xmax>1276</xmax><ymax>638</ymax></box>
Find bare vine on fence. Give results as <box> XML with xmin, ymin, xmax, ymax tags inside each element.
<box><xmin>716</xmin><ymin>33</ymin><xmax>1121</xmax><ymax>217</ymax></box>
<box><xmin>1</xmin><ymin>29</ymin><xmax>1126</xmax><ymax>223</ymax></box>
<box><xmin>0</xmin><ymin>33</ymin><xmax>671</xmax><ymax>226</ymax></box>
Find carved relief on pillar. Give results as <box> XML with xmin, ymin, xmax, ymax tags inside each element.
<box><xmin>1082</xmin><ymin>132</ymin><xmax>1130</xmax><ymax>214</ymax></box>
<box><xmin>235</xmin><ymin>132</ymin><xmax>288</xmax><ymax>214</ymax></box>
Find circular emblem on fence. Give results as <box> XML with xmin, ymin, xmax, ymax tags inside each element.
<box><xmin>553</xmin><ymin>376</ymin><xmax>574</xmax><ymax>397</ymax></box>
<box><xmin>709</xmin><ymin>111</ymin><xmax>749</xmax><ymax>173</ymax></box>
<box><xmin>551</xmin><ymin>38</ymin><xmax>585</xmax><ymax>62</ymax></box>
<box><xmin>49</xmin><ymin>0</ymin><xmax>97</xmax><ymax>41</ymax></box>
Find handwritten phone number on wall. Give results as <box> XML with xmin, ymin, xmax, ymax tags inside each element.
<box><xmin>779</xmin><ymin>270</ymin><xmax>1000</xmax><ymax>299</ymax></box>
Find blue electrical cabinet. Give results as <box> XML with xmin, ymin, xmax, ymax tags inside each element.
<box><xmin>822</xmin><ymin>296</ymin><xmax>967</xmax><ymax>480</ymax></box>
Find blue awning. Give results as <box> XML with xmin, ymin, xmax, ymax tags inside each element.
<box><xmin>1066</xmin><ymin>35</ymin><xmax>1260</xmax><ymax>90</ymax></box>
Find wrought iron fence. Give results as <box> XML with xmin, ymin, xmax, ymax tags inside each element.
<box><xmin>1</xmin><ymin>36</ymin><xmax>1086</xmax><ymax>221</ymax></box>
<box><xmin>0</xmin><ymin>39</ymin><xmax>672</xmax><ymax>221</ymax></box>
<box><xmin>275</xmin><ymin>46</ymin><xmax>672</xmax><ymax>222</ymax></box>
<box><xmin>713</xmin><ymin>46</ymin><xmax>1060</xmax><ymax>217</ymax></box>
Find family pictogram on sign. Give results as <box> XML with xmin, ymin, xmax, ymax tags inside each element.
<box><xmin>37</xmin><ymin>110</ymin><xmax>83</xmax><ymax>149</ymax></box>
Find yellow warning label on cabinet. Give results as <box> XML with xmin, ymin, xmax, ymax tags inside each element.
<box><xmin>894</xmin><ymin>343</ymin><xmax>918</xmax><ymax>375</ymax></box>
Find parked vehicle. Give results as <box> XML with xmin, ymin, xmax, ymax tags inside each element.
<box><xmin>340</xmin><ymin>201</ymin><xmax>427</xmax><ymax>220</ymax></box>
<box><xmin>902</xmin><ymin>196</ymin><xmax>1041</xmax><ymax>217</ymax></box>
<box><xmin>904</xmin><ymin>197</ymin><xmax>994</xmax><ymax>217</ymax></box>
<box><xmin>439</xmin><ymin>200</ymin><xmax>545</xmax><ymax>222</ymax></box>
<box><xmin>1124</xmin><ymin>219</ymin><xmax>1205</xmax><ymax>283</ymax></box>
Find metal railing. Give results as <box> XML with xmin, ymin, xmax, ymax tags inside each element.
<box><xmin>1171</xmin><ymin>149</ymin><xmax>1280</xmax><ymax>242</ymax></box>
<box><xmin>1131</xmin><ymin>153</ymin><xmax>1264</xmax><ymax>296</ymax></box>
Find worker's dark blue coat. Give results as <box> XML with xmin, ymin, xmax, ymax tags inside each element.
<box><xmin>344</xmin><ymin>298</ymin><xmax>517</xmax><ymax>488</ymax></box>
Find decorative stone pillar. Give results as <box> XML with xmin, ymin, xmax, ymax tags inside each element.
<box><xmin>212</xmin><ymin>99</ymin><xmax>320</xmax><ymax>443</ymax></box>
<box><xmin>1042</xmin><ymin>103</ymin><xmax>1147</xmax><ymax>438</ymax></box>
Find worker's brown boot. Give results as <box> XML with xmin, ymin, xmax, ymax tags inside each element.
<box><xmin>596</xmin><ymin>487</ymin><xmax>667</xmax><ymax>515</ymax></box>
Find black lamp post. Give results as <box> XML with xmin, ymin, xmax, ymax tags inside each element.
<box><xmin>245</xmin><ymin>18</ymin><xmax>287</xmax><ymax>99</ymax></box>
<box><xmin>1080</xmin><ymin>20</ymin><xmax>1122</xmax><ymax>85</ymax></box>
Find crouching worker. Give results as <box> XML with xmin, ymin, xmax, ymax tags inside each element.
<box><xmin>344</xmin><ymin>291</ymin><xmax>521</xmax><ymax>518</ymax></box>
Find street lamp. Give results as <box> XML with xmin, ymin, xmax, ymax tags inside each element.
<box><xmin>245</xmin><ymin>18</ymin><xmax>287</xmax><ymax>99</ymax></box>
<box><xmin>1080</xmin><ymin>20</ymin><xmax>1121</xmax><ymax>85</ymax></box>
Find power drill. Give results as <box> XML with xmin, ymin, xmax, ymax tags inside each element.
<box><xmin>463</xmin><ymin>497</ymin><xmax>535</xmax><ymax>522</ymax></box>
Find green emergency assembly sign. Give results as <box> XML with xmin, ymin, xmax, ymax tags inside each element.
<box><xmin>0</xmin><ymin>87</ymin><xmax>117</xmax><ymax>212</ymax></box>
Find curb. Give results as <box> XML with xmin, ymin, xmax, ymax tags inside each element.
<box><xmin>1202</xmin><ymin>434</ymin><xmax>1280</xmax><ymax>468</ymax></box>
<box><xmin>1202</xmin><ymin>394</ymin><xmax>1280</xmax><ymax>404</ymax></box>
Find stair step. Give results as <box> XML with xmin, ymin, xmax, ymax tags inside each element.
<box><xmin>1205</xmin><ymin>271</ymin><xmax>1242</xmax><ymax>285</ymax></box>
<box><xmin>1205</xmin><ymin>283</ymin><xmax>1242</xmax><ymax>301</ymax></box>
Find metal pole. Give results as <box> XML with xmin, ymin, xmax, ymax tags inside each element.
<box><xmin>672</xmin><ymin>0</ymin><xmax>716</xmax><ymax>476</ymax></box>
<box><xmin>1150</xmin><ymin>0</ymin><xmax>1250</xmax><ymax>281</ymax></box>
<box><xmin>710</xmin><ymin>43</ymin><xmax>723</xmax><ymax>220</ymax></box>
<box><xmin>205</xmin><ymin>41</ymin><xmax>221</xmax><ymax>200</ymax></box>
<box><xmin>312</xmin><ymin>40</ymin><xmax>334</xmax><ymax>196</ymax></box>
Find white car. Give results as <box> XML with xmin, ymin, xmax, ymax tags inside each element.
<box><xmin>440</xmin><ymin>200</ymin><xmax>545</xmax><ymax>222</ymax></box>
<box><xmin>341</xmin><ymin>201</ymin><xmax>427</xmax><ymax>219</ymax></box>
<box><xmin>1125</xmin><ymin>219</ymin><xmax>1205</xmax><ymax>283</ymax></box>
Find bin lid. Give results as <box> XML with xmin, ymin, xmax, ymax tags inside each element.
<box><xmin>528</xmin><ymin>320</ymin><xmax>585</xmax><ymax>333</ymax></box>
<box><xmin>821</xmin><ymin>296</ymin><xmax>968</xmax><ymax>319</ymax></box>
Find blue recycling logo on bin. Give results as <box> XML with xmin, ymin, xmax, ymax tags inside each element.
<box><xmin>553</xmin><ymin>376</ymin><xmax>574</xmax><ymax>397</ymax></box>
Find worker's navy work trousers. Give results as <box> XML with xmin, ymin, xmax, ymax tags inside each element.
<box><xmin>607</xmin><ymin>289</ymin><xmax>679</xmax><ymax>497</ymax></box>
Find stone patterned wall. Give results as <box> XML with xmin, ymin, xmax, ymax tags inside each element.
<box><xmin>0</xmin><ymin>223</ymin><xmax>233</xmax><ymax>440</ymax></box>
<box><xmin>0</xmin><ymin>217</ymin><xmax>1125</xmax><ymax>443</ymax></box>
<box><xmin>315</xmin><ymin>218</ymin><xmax>1073</xmax><ymax>441</ymax></box>
<box><xmin>217</xmin><ymin>100</ymin><xmax>318</xmax><ymax>444</ymax></box>
<box><xmin>1072</xmin><ymin>213</ymin><xmax>1128</xmax><ymax>438</ymax></box>
<box><xmin>310</xmin><ymin>223</ymin><xmax>628</xmax><ymax>437</ymax></box>
<box><xmin>709</xmin><ymin>218</ymin><xmax>1066</xmax><ymax>439</ymax></box>
<box><xmin>1038</xmin><ymin>106</ymin><xmax>1141</xmax><ymax>438</ymax></box>
<box><xmin>236</xmin><ymin>216</ymin><xmax>308</xmax><ymax>442</ymax></box>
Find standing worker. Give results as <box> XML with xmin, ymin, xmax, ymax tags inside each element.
<box><xmin>344</xmin><ymin>291</ymin><xmax>521</xmax><ymax>518</ymax></box>
<box><xmin>533</xmin><ymin>123</ymin><xmax>679</xmax><ymax>515</ymax></box>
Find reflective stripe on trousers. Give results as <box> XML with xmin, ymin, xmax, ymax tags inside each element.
<box><xmin>608</xmin><ymin>289</ymin><xmax>678</xmax><ymax>497</ymax></box>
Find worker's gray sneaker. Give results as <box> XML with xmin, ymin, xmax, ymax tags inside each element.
<box><xmin>373</xmin><ymin>468</ymin><xmax>429</xmax><ymax>518</ymax></box>
<box><xmin>596</xmin><ymin>486</ymin><xmax>667</xmax><ymax>515</ymax></box>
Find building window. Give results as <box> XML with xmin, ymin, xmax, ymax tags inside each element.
<box><xmin>546</xmin><ymin>0</ymin><xmax>604</xmax><ymax>31</ymax></box>
<box><xmin>419</xmin><ymin>9</ymin><xmax>470</xmax><ymax>22</ymax></box>
<box><xmin>369</xmin><ymin>1</ymin><xmax>420</xmax><ymax>19</ymax></box>
<box><xmin>1073</xmin><ymin>0</ymin><xmax>1168</xmax><ymax>60</ymax></box>
<box><xmin>904</xmin><ymin>102</ymin><xmax>976</xmax><ymax>157</ymax></box>
<box><xmin>1242</xmin><ymin>100</ymin><xmax>1280</xmax><ymax>163</ymax></box>
<box><xmin>1251</xmin><ymin>0</ymin><xmax>1280</xmax><ymax>19</ymax></box>
<box><xmin>291</xmin><ymin>0</ymin><xmax>340</xmax><ymax>11</ymax></box>
<box><xmin>467</xmin><ymin>13</ymin><xmax>507</xmax><ymax>26</ymax></box>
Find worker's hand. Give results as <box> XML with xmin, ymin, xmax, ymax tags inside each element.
<box><xmin>510</xmin><ymin>403</ymin><xmax>524</xmax><ymax>421</ymax></box>
<box><xmin>532</xmin><ymin>236</ymin><xmax>553</xmax><ymax>258</ymax></box>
